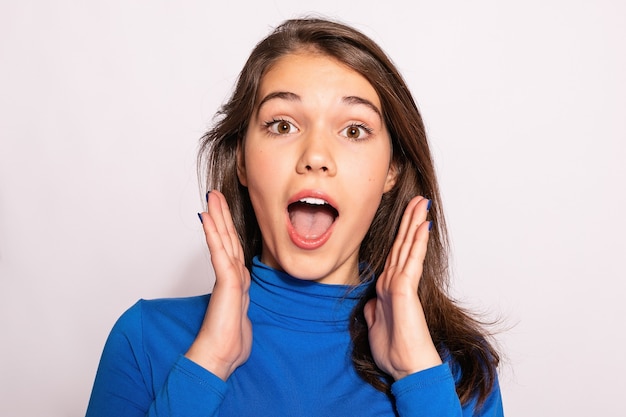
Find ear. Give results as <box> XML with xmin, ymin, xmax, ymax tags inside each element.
<box><xmin>236</xmin><ymin>142</ymin><xmax>248</xmax><ymax>187</ymax></box>
<box><xmin>383</xmin><ymin>161</ymin><xmax>398</xmax><ymax>193</ymax></box>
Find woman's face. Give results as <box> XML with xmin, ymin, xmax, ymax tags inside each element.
<box><xmin>238</xmin><ymin>52</ymin><xmax>396</xmax><ymax>284</ymax></box>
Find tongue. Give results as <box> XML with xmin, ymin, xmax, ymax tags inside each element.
<box><xmin>289</xmin><ymin>204</ymin><xmax>335</xmax><ymax>239</ymax></box>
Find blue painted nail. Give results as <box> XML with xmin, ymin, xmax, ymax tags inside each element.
<box><xmin>428</xmin><ymin>221</ymin><xmax>433</xmax><ymax>231</ymax></box>
<box><xmin>426</xmin><ymin>199</ymin><xmax>432</xmax><ymax>211</ymax></box>
<box><xmin>197</xmin><ymin>212</ymin><xmax>203</xmax><ymax>224</ymax></box>
<box><xmin>205</xmin><ymin>191</ymin><xmax>209</xmax><ymax>203</ymax></box>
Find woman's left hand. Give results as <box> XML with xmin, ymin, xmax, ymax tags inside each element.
<box><xmin>363</xmin><ymin>196</ymin><xmax>442</xmax><ymax>381</ymax></box>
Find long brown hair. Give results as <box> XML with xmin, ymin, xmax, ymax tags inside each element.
<box><xmin>198</xmin><ymin>18</ymin><xmax>499</xmax><ymax>408</ymax></box>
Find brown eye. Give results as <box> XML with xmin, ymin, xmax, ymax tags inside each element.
<box><xmin>346</xmin><ymin>126</ymin><xmax>360</xmax><ymax>139</ymax></box>
<box><xmin>267</xmin><ymin>119</ymin><xmax>297</xmax><ymax>135</ymax></box>
<box><xmin>341</xmin><ymin>124</ymin><xmax>371</xmax><ymax>140</ymax></box>
<box><xmin>277</xmin><ymin>122</ymin><xmax>291</xmax><ymax>134</ymax></box>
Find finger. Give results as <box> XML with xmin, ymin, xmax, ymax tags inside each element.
<box><xmin>207</xmin><ymin>190</ymin><xmax>237</xmax><ymax>258</ymax></box>
<box><xmin>400</xmin><ymin>219</ymin><xmax>431</xmax><ymax>286</ymax></box>
<box><xmin>214</xmin><ymin>190</ymin><xmax>244</xmax><ymax>261</ymax></box>
<box><xmin>204</xmin><ymin>192</ymin><xmax>228</xmax><ymax>251</ymax></box>
<box><xmin>198</xmin><ymin>209</ymin><xmax>222</xmax><ymax>255</ymax></box>
<box><xmin>386</xmin><ymin>196</ymin><xmax>423</xmax><ymax>271</ymax></box>
<box><xmin>199</xmin><ymin>210</ymin><xmax>234</xmax><ymax>274</ymax></box>
<box><xmin>200</xmin><ymin>195</ymin><xmax>239</xmax><ymax>274</ymax></box>
<box><xmin>395</xmin><ymin>197</ymin><xmax>430</xmax><ymax>270</ymax></box>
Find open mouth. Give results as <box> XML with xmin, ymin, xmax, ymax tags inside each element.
<box><xmin>287</xmin><ymin>197</ymin><xmax>338</xmax><ymax>240</ymax></box>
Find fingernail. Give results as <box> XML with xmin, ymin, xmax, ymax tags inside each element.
<box><xmin>197</xmin><ymin>212</ymin><xmax>203</xmax><ymax>224</ymax></box>
<box><xmin>428</xmin><ymin>221</ymin><xmax>433</xmax><ymax>231</ymax></box>
<box><xmin>205</xmin><ymin>191</ymin><xmax>209</xmax><ymax>203</ymax></box>
<box><xmin>426</xmin><ymin>199</ymin><xmax>432</xmax><ymax>211</ymax></box>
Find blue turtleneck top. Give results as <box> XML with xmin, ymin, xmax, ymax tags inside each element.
<box><xmin>86</xmin><ymin>257</ymin><xmax>503</xmax><ymax>416</ymax></box>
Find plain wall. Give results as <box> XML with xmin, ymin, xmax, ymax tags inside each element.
<box><xmin>1</xmin><ymin>0</ymin><xmax>624</xmax><ymax>415</ymax></box>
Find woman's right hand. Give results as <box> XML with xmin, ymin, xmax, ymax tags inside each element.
<box><xmin>185</xmin><ymin>190</ymin><xmax>253</xmax><ymax>381</ymax></box>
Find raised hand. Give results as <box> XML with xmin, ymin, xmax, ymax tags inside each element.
<box><xmin>363</xmin><ymin>196</ymin><xmax>442</xmax><ymax>381</ymax></box>
<box><xmin>185</xmin><ymin>190</ymin><xmax>253</xmax><ymax>381</ymax></box>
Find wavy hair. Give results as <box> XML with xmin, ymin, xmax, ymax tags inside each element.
<box><xmin>198</xmin><ymin>18</ymin><xmax>499</xmax><ymax>408</ymax></box>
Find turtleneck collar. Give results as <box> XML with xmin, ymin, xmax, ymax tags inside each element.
<box><xmin>248</xmin><ymin>256</ymin><xmax>371</xmax><ymax>328</ymax></box>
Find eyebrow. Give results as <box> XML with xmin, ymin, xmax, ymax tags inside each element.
<box><xmin>256</xmin><ymin>91</ymin><xmax>301</xmax><ymax>117</ymax></box>
<box><xmin>342</xmin><ymin>96</ymin><xmax>382</xmax><ymax>121</ymax></box>
<box><xmin>256</xmin><ymin>91</ymin><xmax>383</xmax><ymax>121</ymax></box>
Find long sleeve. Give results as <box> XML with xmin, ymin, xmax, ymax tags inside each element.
<box><xmin>146</xmin><ymin>356</ymin><xmax>227</xmax><ymax>417</ymax></box>
<box><xmin>85</xmin><ymin>299</ymin><xmax>227</xmax><ymax>417</ymax></box>
<box><xmin>85</xmin><ymin>269</ymin><xmax>505</xmax><ymax>416</ymax></box>
<box><xmin>392</xmin><ymin>363</ymin><xmax>504</xmax><ymax>417</ymax></box>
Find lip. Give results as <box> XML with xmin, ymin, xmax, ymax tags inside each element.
<box><xmin>287</xmin><ymin>189</ymin><xmax>339</xmax><ymax>208</ymax></box>
<box><xmin>286</xmin><ymin>189</ymin><xmax>338</xmax><ymax>250</ymax></box>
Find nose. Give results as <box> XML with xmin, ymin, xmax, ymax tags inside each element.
<box><xmin>295</xmin><ymin>133</ymin><xmax>337</xmax><ymax>176</ymax></box>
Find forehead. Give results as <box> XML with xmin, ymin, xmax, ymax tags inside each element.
<box><xmin>256</xmin><ymin>52</ymin><xmax>381</xmax><ymax>108</ymax></box>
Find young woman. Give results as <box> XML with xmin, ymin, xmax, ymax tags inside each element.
<box><xmin>86</xmin><ymin>18</ymin><xmax>503</xmax><ymax>416</ymax></box>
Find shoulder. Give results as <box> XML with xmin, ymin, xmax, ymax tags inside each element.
<box><xmin>134</xmin><ymin>294</ymin><xmax>211</xmax><ymax>319</ymax></box>
<box><xmin>89</xmin><ymin>294</ymin><xmax>215</xmax><ymax>412</ymax></box>
<box><xmin>111</xmin><ymin>294</ymin><xmax>211</xmax><ymax>344</ymax></box>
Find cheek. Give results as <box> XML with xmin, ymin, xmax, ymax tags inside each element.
<box><xmin>244</xmin><ymin>148</ymin><xmax>274</xmax><ymax>185</ymax></box>
<box><xmin>352</xmin><ymin>151</ymin><xmax>392</xmax><ymax>189</ymax></box>
<box><xmin>347</xmin><ymin>167</ymin><xmax>389</xmax><ymax>216</ymax></box>
<box><xmin>244</xmin><ymin>150</ymin><xmax>285</xmax><ymax>209</ymax></box>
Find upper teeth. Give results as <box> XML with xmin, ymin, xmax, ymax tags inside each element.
<box><xmin>299</xmin><ymin>197</ymin><xmax>326</xmax><ymax>205</ymax></box>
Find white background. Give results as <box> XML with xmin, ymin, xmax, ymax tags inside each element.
<box><xmin>1</xmin><ymin>1</ymin><xmax>624</xmax><ymax>415</ymax></box>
